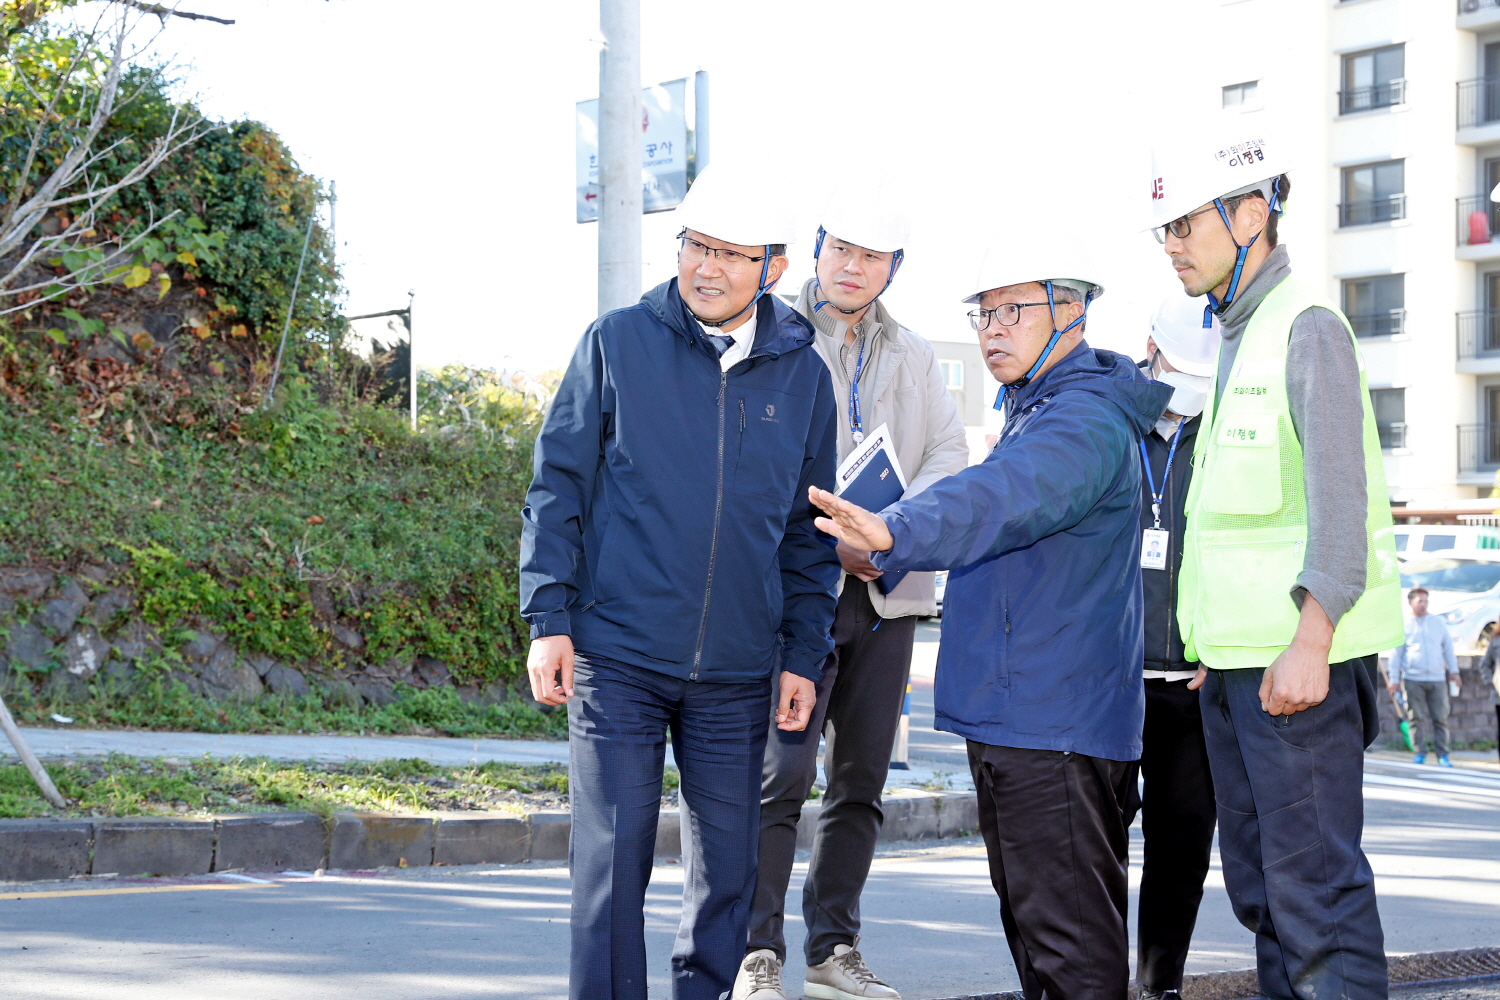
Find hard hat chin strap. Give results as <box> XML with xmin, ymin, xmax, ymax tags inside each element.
<box><xmin>1202</xmin><ymin>177</ymin><xmax>1284</xmax><ymax>329</ymax></box>
<box><xmin>698</xmin><ymin>251</ymin><xmax>775</xmax><ymax>330</ymax></box>
<box><xmin>996</xmin><ymin>280</ymin><xmax>1095</xmax><ymax>405</ymax></box>
<box><xmin>811</xmin><ymin>226</ymin><xmax>905</xmax><ymax>315</ymax></box>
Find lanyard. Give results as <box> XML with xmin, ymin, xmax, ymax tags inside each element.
<box><xmin>848</xmin><ymin>330</ymin><xmax>868</xmax><ymax>444</ymax></box>
<box><xmin>1139</xmin><ymin>426</ymin><xmax>1181</xmax><ymax>530</ymax></box>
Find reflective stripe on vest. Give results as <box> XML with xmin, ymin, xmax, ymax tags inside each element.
<box><xmin>1177</xmin><ymin>277</ymin><xmax>1403</xmax><ymax>669</ymax></box>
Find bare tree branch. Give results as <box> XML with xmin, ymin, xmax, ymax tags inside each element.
<box><xmin>113</xmin><ymin>1</ymin><xmax>234</xmax><ymax>25</ymax></box>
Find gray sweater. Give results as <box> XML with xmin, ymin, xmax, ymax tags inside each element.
<box><xmin>1213</xmin><ymin>245</ymin><xmax>1369</xmax><ymax>627</ymax></box>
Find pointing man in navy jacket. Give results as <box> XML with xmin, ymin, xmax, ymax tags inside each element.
<box><xmin>519</xmin><ymin>165</ymin><xmax>841</xmax><ymax>1000</ymax></box>
<box><xmin>811</xmin><ymin>232</ymin><xmax>1171</xmax><ymax>1000</ymax></box>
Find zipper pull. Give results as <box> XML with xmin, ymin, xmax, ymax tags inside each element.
<box><xmin>1005</xmin><ymin>612</ymin><xmax>1011</xmax><ymax>634</ymax></box>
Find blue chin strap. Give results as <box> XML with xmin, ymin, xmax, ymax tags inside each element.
<box><xmin>686</xmin><ymin>228</ymin><xmax>778</xmax><ymax>330</ymax></box>
<box><xmin>994</xmin><ymin>280</ymin><xmax>1096</xmax><ymax>409</ymax></box>
<box><xmin>1202</xmin><ymin>177</ymin><xmax>1284</xmax><ymax>329</ymax></box>
<box><xmin>811</xmin><ymin>227</ymin><xmax>905</xmax><ymax>314</ymax></box>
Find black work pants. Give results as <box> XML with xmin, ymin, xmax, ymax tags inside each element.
<box><xmin>1138</xmin><ymin>678</ymin><xmax>1218</xmax><ymax>994</ymax></box>
<box><xmin>747</xmin><ymin>578</ymin><xmax>915</xmax><ymax>965</ymax></box>
<box><xmin>1201</xmin><ymin>659</ymin><xmax>1387</xmax><ymax>1000</ymax></box>
<box><xmin>968</xmin><ymin>741</ymin><xmax>1137</xmax><ymax>1000</ymax></box>
<box><xmin>567</xmin><ymin>653</ymin><xmax>771</xmax><ymax>1000</ymax></box>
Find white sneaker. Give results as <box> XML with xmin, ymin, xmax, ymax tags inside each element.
<box><xmin>732</xmin><ymin>949</ymin><xmax>786</xmax><ymax>1000</ymax></box>
<box><xmin>803</xmin><ymin>937</ymin><xmax>901</xmax><ymax>999</ymax></box>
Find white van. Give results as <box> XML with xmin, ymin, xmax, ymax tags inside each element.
<box><xmin>1394</xmin><ymin>524</ymin><xmax>1500</xmax><ymax>559</ymax></box>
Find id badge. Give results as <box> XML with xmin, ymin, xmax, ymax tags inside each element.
<box><xmin>1140</xmin><ymin>528</ymin><xmax>1169</xmax><ymax>571</ymax></box>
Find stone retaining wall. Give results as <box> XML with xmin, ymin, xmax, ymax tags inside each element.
<box><xmin>1375</xmin><ymin>656</ymin><xmax>1499</xmax><ymax>750</ymax></box>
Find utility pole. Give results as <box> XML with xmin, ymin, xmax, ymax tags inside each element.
<box><xmin>407</xmin><ymin>290</ymin><xmax>416</xmax><ymax>431</ymax></box>
<box><xmin>597</xmin><ymin>0</ymin><xmax>642</xmax><ymax>315</ymax></box>
<box><xmin>694</xmin><ymin>70</ymin><xmax>710</xmax><ymax>178</ymax></box>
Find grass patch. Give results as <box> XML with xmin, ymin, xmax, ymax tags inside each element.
<box><xmin>0</xmin><ymin>754</ymin><xmax>583</xmax><ymax>820</ymax></box>
<box><xmin>9</xmin><ymin>681</ymin><xmax>568</xmax><ymax>740</ymax></box>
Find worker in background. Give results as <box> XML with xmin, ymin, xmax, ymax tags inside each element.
<box><xmin>1134</xmin><ymin>294</ymin><xmax>1221</xmax><ymax>1000</ymax></box>
<box><xmin>736</xmin><ymin>192</ymin><xmax>968</xmax><ymax>1000</ymax></box>
<box><xmin>1387</xmin><ymin>586</ymin><xmax>1459</xmax><ymax>767</ymax></box>
<box><xmin>519</xmin><ymin>165</ymin><xmax>841</xmax><ymax>1000</ymax></box>
<box><xmin>1149</xmin><ymin>121</ymin><xmax>1403</xmax><ymax>1000</ymax></box>
<box><xmin>806</xmin><ymin>218</ymin><xmax>1171</xmax><ymax>1000</ymax></box>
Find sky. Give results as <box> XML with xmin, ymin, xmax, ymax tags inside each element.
<box><xmin>59</xmin><ymin>0</ymin><xmax>1228</xmax><ymax>377</ymax></box>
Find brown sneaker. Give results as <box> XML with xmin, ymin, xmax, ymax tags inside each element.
<box><xmin>803</xmin><ymin>937</ymin><xmax>901</xmax><ymax>999</ymax></box>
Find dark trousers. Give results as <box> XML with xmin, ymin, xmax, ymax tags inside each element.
<box><xmin>1404</xmin><ymin>680</ymin><xmax>1451</xmax><ymax>756</ymax></box>
<box><xmin>748</xmin><ymin>578</ymin><xmax>915</xmax><ymax>965</ymax></box>
<box><xmin>968</xmin><ymin>742</ymin><xmax>1137</xmax><ymax>1000</ymax></box>
<box><xmin>1138</xmin><ymin>678</ymin><xmax>1217</xmax><ymax>994</ymax></box>
<box><xmin>568</xmin><ymin>653</ymin><xmax>772</xmax><ymax>1000</ymax></box>
<box><xmin>1201</xmin><ymin>659</ymin><xmax>1386</xmax><ymax>1000</ymax></box>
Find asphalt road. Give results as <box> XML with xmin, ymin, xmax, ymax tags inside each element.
<box><xmin>3</xmin><ymin>757</ymin><xmax>1499</xmax><ymax>1000</ymax></box>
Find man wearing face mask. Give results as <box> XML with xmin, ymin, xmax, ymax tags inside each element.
<box><xmin>1134</xmin><ymin>294</ymin><xmax>1220</xmax><ymax>1000</ymax></box>
<box><xmin>806</xmin><ymin>222</ymin><xmax>1172</xmax><ymax>1000</ymax></box>
<box><xmin>736</xmin><ymin>197</ymin><xmax>967</xmax><ymax>1000</ymax></box>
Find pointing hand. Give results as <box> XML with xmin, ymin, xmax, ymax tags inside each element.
<box><xmin>808</xmin><ymin>486</ymin><xmax>894</xmax><ymax>554</ymax></box>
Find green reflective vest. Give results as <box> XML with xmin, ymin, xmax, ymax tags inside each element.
<box><xmin>1177</xmin><ymin>277</ymin><xmax>1403</xmax><ymax>670</ymax></box>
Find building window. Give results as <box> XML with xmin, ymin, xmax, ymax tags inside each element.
<box><xmin>1222</xmin><ymin>80</ymin><xmax>1259</xmax><ymax>111</ymax></box>
<box><xmin>939</xmin><ymin>360</ymin><xmax>965</xmax><ymax>390</ymax></box>
<box><xmin>1340</xmin><ymin>160</ymin><xmax>1405</xmax><ymax>227</ymax></box>
<box><xmin>1340</xmin><ymin>45</ymin><xmax>1405</xmax><ymax>114</ymax></box>
<box><xmin>1341</xmin><ymin>274</ymin><xmax>1404</xmax><ymax>338</ymax></box>
<box><xmin>1369</xmin><ymin>388</ymin><xmax>1405</xmax><ymax>450</ymax></box>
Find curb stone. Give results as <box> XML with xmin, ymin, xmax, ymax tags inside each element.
<box><xmin>0</xmin><ymin>788</ymin><xmax>981</xmax><ymax>881</ymax></box>
<box><xmin>921</xmin><ymin>947</ymin><xmax>1500</xmax><ymax>1000</ymax></box>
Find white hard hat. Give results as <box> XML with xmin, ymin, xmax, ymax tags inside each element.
<box><xmin>675</xmin><ymin>163</ymin><xmax>796</xmax><ymax>249</ymax></box>
<box><xmin>1148</xmin><ymin>117</ymin><xmax>1291</xmax><ymax>230</ymax></box>
<box><xmin>961</xmin><ymin>235</ymin><xmax>1104</xmax><ymax>306</ymax></box>
<box><xmin>1150</xmin><ymin>294</ymin><xmax>1220</xmax><ymax>377</ymax></box>
<box><xmin>818</xmin><ymin>181</ymin><xmax>909</xmax><ymax>254</ymax></box>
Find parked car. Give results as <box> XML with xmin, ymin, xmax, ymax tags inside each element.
<box><xmin>1398</xmin><ymin>554</ymin><xmax>1500</xmax><ymax>653</ymax></box>
<box><xmin>1394</xmin><ymin>524</ymin><xmax>1500</xmax><ymax>560</ymax></box>
<box><xmin>932</xmin><ymin>570</ymin><xmax>946</xmax><ymax>617</ymax></box>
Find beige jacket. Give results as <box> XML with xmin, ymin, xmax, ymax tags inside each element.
<box><xmin>794</xmin><ymin>278</ymin><xmax>969</xmax><ymax>618</ymax></box>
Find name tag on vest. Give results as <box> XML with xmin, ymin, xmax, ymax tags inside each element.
<box><xmin>1217</xmin><ymin>413</ymin><xmax>1276</xmax><ymax>447</ymax></box>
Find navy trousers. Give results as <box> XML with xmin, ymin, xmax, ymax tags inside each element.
<box><xmin>568</xmin><ymin>652</ymin><xmax>772</xmax><ymax>1000</ymax></box>
<box><xmin>1200</xmin><ymin>659</ymin><xmax>1387</xmax><ymax>1000</ymax></box>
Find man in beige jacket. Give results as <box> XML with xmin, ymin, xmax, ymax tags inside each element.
<box><xmin>735</xmin><ymin>201</ymin><xmax>968</xmax><ymax>1000</ymax></box>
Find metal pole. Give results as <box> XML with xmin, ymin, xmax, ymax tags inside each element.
<box><xmin>597</xmin><ymin>0</ymin><xmax>642</xmax><ymax>315</ymax></box>
<box><xmin>264</xmin><ymin>206</ymin><xmax>318</xmax><ymax>409</ymax></box>
<box><xmin>407</xmin><ymin>290</ymin><xmax>416</xmax><ymax>432</ymax></box>
<box><xmin>693</xmin><ymin>70</ymin><xmax>710</xmax><ymax>179</ymax></box>
<box><xmin>0</xmin><ymin>695</ymin><xmax>66</xmax><ymax>808</ymax></box>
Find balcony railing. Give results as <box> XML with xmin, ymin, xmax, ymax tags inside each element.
<box><xmin>1457</xmin><ymin>310</ymin><xmax>1500</xmax><ymax>359</ymax></box>
<box><xmin>1378</xmin><ymin>423</ymin><xmax>1407</xmax><ymax>450</ymax></box>
<box><xmin>1340</xmin><ymin>80</ymin><xmax>1406</xmax><ymax>115</ymax></box>
<box><xmin>1459</xmin><ymin>424</ymin><xmax>1500</xmax><ymax>474</ymax></box>
<box><xmin>1456</xmin><ymin>194</ymin><xmax>1500</xmax><ymax>246</ymax></box>
<box><xmin>1348</xmin><ymin>310</ymin><xmax>1405</xmax><ymax>338</ymax></box>
<box><xmin>1458</xmin><ymin>77</ymin><xmax>1500</xmax><ymax>129</ymax></box>
<box><xmin>1340</xmin><ymin>195</ymin><xmax>1406</xmax><ymax>227</ymax></box>
<box><xmin>1459</xmin><ymin>0</ymin><xmax>1500</xmax><ymax>14</ymax></box>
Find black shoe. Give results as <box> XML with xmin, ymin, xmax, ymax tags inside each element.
<box><xmin>1141</xmin><ymin>990</ymin><xmax>1182</xmax><ymax>1000</ymax></box>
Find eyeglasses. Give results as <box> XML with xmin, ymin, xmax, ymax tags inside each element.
<box><xmin>1151</xmin><ymin>205</ymin><xmax>1220</xmax><ymax>244</ymax></box>
<box><xmin>678</xmin><ymin>235</ymin><xmax>768</xmax><ymax>273</ymax></box>
<box><xmin>968</xmin><ymin>302</ymin><xmax>1052</xmax><ymax>332</ymax></box>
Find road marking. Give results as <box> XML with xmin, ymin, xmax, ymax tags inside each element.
<box><xmin>7</xmin><ymin>882</ymin><xmax>282</xmax><ymax>900</ymax></box>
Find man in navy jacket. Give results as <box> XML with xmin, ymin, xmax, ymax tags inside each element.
<box><xmin>519</xmin><ymin>167</ymin><xmax>841</xmax><ymax>1000</ymax></box>
<box><xmin>810</xmin><ymin>237</ymin><xmax>1170</xmax><ymax>1000</ymax></box>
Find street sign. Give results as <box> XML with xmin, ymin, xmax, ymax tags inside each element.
<box><xmin>576</xmin><ymin>78</ymin><xmax>688</xmax><ymax>224</ymax></box>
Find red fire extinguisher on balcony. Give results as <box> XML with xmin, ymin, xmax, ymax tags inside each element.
<box><xmin>1471</xmin><ymin>210</ymin><xmax>1492</xmax><ymax>246</ymax></box>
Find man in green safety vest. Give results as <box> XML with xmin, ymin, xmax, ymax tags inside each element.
<box><xmin>1147</xmin><ymin>121</ymin><xmax>1403</xmax><ymax>1000</ymax></box>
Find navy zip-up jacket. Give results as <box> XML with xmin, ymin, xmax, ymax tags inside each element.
<box><xmin>519</xmin><ymin>279</ymin><xmax>841</xmax><ymax>684</ymax></box>
<box><xmin>873</xmin><ymin>343</ymin><xmax>1172</xmax><ymax>761</ymax></box>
